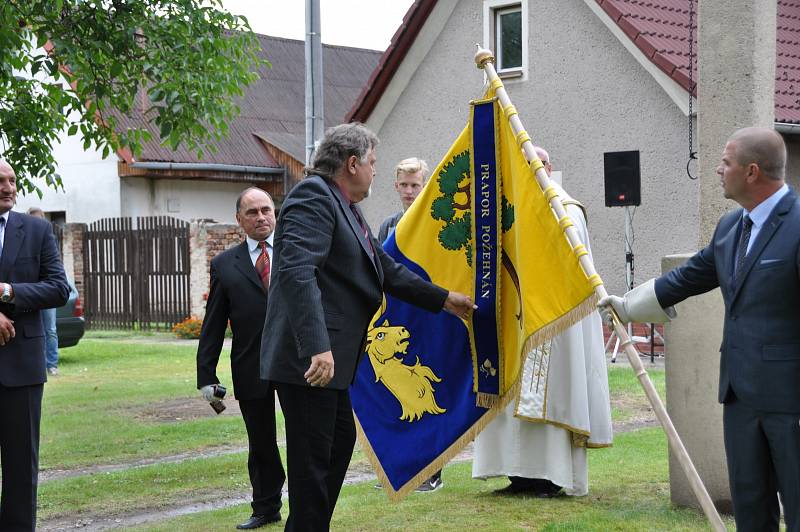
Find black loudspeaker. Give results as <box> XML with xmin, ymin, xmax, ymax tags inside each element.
<box><xmin>604</xmin><ymin>150</ymin><xmax>641</xmax><ymax>207</ymax></box>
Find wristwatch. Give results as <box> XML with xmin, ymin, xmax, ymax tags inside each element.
<box><xmin>0</xmin><ymin>283</ymin><xmax>12</xmax><ymax>303</ymax></box>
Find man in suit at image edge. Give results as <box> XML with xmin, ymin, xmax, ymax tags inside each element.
<box><xmin>0</xmin><ymin>159</ymin><xmax>69</xmax><ymax>530</ymax></box>
<box><xmin>600</xmin><ymin>127</ymin><xmax>800</xmax><ymax>532</ymax></box>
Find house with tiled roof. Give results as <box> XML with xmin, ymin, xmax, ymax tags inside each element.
<box><xmin>17</xmin><ymin>35</ymin><xmax>380</xmax><ymax>225</ymax></box>
<box><xmin>352</xmin><ymin>0</ymin><xmax>800</xmax><ymax>294</ymax></box>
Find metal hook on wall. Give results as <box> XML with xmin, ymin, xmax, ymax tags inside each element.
<box><xmin>686</xmin><ymin>150</ymin><xmax>698</xmax><ymax>180</ymax></box>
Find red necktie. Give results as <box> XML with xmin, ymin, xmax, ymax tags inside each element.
<box><xmin>255</xmin><ymin>241</ymin><xmax>270</xmax><ymax>290</ymax></box>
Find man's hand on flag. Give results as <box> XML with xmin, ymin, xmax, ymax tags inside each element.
<box><xmin>306</xmin><ymin>350</ymin><xmax>334</xmax><ymax>387</ymax></box>
<box><xmin>443</xmin><ymin>291</ymin><xmax>477</xmax><ymax>320</ymax></box>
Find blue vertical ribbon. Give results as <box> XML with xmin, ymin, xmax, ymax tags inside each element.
<box><xmin>470</xmin><ymin>99</ymin><xmax>501</xmax><ymax>400</ymax></box>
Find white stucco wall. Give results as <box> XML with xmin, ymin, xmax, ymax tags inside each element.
<box><xmin>362</xmin><ymin>0</ymin><xmax>700</xmax><ymax>295</ymax></box>
<box><xmin>14</xmin><ymin>133</ymin><xmax>121</xmax><ymax>223</ymax></box>
<box><xmin>14</xmin><ymin>138</ymin><xmax>253</xmax><ymax>225</ymax></box>
<box><xmin>120</xmin><ymin>177</ymin><xmax>249</xmax><ymax>224</ymax></box>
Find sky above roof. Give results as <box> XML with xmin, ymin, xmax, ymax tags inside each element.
<box><xmin>221</xmin><ymin>0</ymin><xmax>415</xmax><ymax>51</ymax></box>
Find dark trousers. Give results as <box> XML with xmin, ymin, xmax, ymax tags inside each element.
<box><xmin>238</xmin><ymin>393</ymin><xmax>286</xmax><ymax>517</ymax></box>
<box><xmin>275</xmin><ymin>383</ymin><xmax>356</xmax><ymax>532</ymax></box>
<box><xmin>0</xmin><ymin>383</ymin><xmax>43</xmax><ymax>532</ymax></box>
<box><xmin>724</xmin><ymin>397</ymin><xmax>800</xmax><ymax>532</ymax></box>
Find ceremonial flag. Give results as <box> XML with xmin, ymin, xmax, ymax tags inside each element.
<box><xmin>350</xmin><ymin>90</ymin><xmax>598</xmax><ymax>500</ymax></box>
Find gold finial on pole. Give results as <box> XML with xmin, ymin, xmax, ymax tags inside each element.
<box><xmin>474</xmin><ymin>45</ymin><xmax>495</xmax><ymax>69</ymax></box>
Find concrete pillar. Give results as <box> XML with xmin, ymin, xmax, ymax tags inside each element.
<box><xmin>62</xmin><ymin>223</ymin><xmax>86</xmax><ymax>300</ymax></box>
<box><xmin>665</xmin><ymin>1</ymin><xmax>777</xmax><ymax>513</ymax></box>
<box><xmin>662</xmin><ymin>254</ymin><xmax>731</xmax><ymax>513</ymax></box>
<box><xmin>189</xmin><ymin>221</ymin><xmax>210</xmax><ymax>319</ymax></box>
<box><xmin>697</xmin><ymin>0</ymin><xmax>776</xmax><ymax>244</ymax></box>
<box><xmin>62</xmin><ymin>226</ymin><xmax>76</xmax><ymax>283</ymax></box>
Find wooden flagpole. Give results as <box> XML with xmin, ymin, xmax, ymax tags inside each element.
<box><xmin>474</xmin><ymin>47</ymin><xmax>726</xmax><ymax>531</ymax></box>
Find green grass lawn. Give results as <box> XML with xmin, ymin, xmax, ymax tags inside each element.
<box><xmin>130</xmin><ymin>429</ymin><xmax>733</xmax><ymax>531</ymax></box>
<box><xmin>83</xmin><ymin>329</ymin><xmax>174</xmax><ymax>340</ymax></box>
<box><xmin>41</xmin><ymin>339</ymin><xmax>280</xmax><ymax>470</ymax></box>
<box><xmin>39</xmin><ymin>339</ymin><xmax>710</xmax><ymax>530</ymax></box>
<box><xmin>608</xmin><ymin>364</ymin><xmax>665</xmax><ymax>424</ymax></box>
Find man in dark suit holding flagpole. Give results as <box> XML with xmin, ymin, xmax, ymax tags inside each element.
<box><xmin>0</xmin><ymin>159</ymin><xmax>69</xmax><ymax>530</ymax></box>
<box><xmin>197</xmin><ymin>187</ymin><xmax>285</xmax><ymax>530</ymax></box>
<box><xmin>260</xmin><ymin>123</ymin><xmax>475</xmax><ymax>531</ymax></box>
<box><xmin>601</xmin><ymin>127</ymin><xmax>800</xmax><ymax>532</ymax></box>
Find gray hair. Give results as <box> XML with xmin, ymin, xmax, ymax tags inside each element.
<box><xmin>305</xmin><ymin>123</ymin><xmax>379</xmax><ymax>180</ymax></box>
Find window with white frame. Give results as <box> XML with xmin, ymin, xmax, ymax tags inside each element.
<box><xmin>483</xmin><ymin>1</ymin><xmax>528</xmax><ymax>79</ymax></box>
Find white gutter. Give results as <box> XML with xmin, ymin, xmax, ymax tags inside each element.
<box><xmin>129</xmin><ymin>162</ymin><xmax>285</xmax><ymax>175</ymax></box>
<box><xmin>775</xmin><ymin>122</ymin><xmax>800</xmax><ymax>135</ymax></box>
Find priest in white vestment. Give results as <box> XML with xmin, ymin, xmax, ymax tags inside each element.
<box><xmin>472</xmin><ymin>147</ymin><xmax>613</xmax><ymax>497</ymax></box>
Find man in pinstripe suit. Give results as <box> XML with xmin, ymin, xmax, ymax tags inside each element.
<box><xmin>260</xmin><ymin>123</ymin><xmax>474</xmax><ymax>531</ymax></box>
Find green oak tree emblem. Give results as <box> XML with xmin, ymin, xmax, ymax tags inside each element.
<box><xmin>430</xmin><ymin>148</ymin><xmax>521</xmax><ymax>322</ymax></box>
<box><xmin>430</xmin><ymin>150</ymin><xmax>515</xmax><ymax>266</ymax></box>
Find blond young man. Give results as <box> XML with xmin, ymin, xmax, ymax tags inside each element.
<box><xmin>377</xmin><ymin>157</ymin><xmax>428</xmax><ymax>243</ymax></box>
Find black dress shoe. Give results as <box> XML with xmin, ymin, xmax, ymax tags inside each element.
<box><xmin>492</xmin><ymin>482</ymin><xmax>531</xmax><ymax>495</ymax></box>
<box><xmin>236</xmin><ymin>513</ymin><xmax>281</xmax><ymax>529</ymax></box>
<box><xmin>493</xmin><ymin>478</ymin><xmax>564</xmax><ymax>497</ymax></box>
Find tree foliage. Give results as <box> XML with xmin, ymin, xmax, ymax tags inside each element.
<box><xmin>0</xmin><ymin>0</ymin><xmax>267</xmax><ymax>195</ymax></box>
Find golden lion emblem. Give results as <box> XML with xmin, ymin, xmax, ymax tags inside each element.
<box><xmin>365</xmin><ymin>305</ymin><xmax>446</xmax><ymax>422</ymax></box>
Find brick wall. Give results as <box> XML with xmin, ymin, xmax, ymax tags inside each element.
<box><xmin>188</xmin><ymin>222</ymin><xmax>244</xmax><ymax>318</ymax></box>
<box><xmin>602</xmin><ymin>323</ymin><xmax>665</xmax><ymax>355</ymax></box>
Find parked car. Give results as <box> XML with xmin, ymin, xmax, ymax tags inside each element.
<box><xmin>56</xmin><ymin>280</ymin><xmax>84</xmax><ymax>348</ymax></box>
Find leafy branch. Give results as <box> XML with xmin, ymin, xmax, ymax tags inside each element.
<box><xmin>0</xmin><ymin>0</ymin><xmax>267</xmax><ymax>195</ymax></box>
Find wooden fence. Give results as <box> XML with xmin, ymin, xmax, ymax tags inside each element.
<box><xmin>83</xmin><ymin>216</ymin><xmax>190</xmax><ymax>330</ymax></box>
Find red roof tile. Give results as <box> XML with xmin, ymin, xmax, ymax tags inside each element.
<box><xmin>347</xmin><ymin>0</ymin><xmax>800</xmax><ymax>124</ymax></box>
<box><xmin>599</xmin><ymin>0</ymin><xmax>800</xmax><ymax>123</ymax></box>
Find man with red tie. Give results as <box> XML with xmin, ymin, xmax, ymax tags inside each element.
<box><xmin>196</xmin><ymin>187</ymin><xmax>285</xmax><ymax>530</ymax></box>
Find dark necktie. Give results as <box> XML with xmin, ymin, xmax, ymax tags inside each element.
<box><xmin>255</xmin><ymin>241</ymin><xmax>270</xmax><ymax>290</ymax></box>
<box><xmin>350</xmin><ymin>204</ymin><xmax>374</xmax><ymax>257</ymax></box>
<box><xmin>734</xmin><ymin>215</ymin><xmax>753</xmax><ymax>280</ymax></box>
<box><xmin>0</xmin><ymin>217</ymin><xmax>5</xmax><ymax>258</ymax></box>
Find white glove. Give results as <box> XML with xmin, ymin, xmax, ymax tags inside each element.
<box><xmin>200</xmin><ymin>385</ymin><xmax>217</xmax><ymax>402</ymax></box>
<box><xmin>597</xmin><ymin>294</ymin><xmax>628</xmax><ymax>323</ymax></box>
<box><xmin>597</xmin><ymin>278</ymin><xmax>676</xmax><ymax>324</ymax></box>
